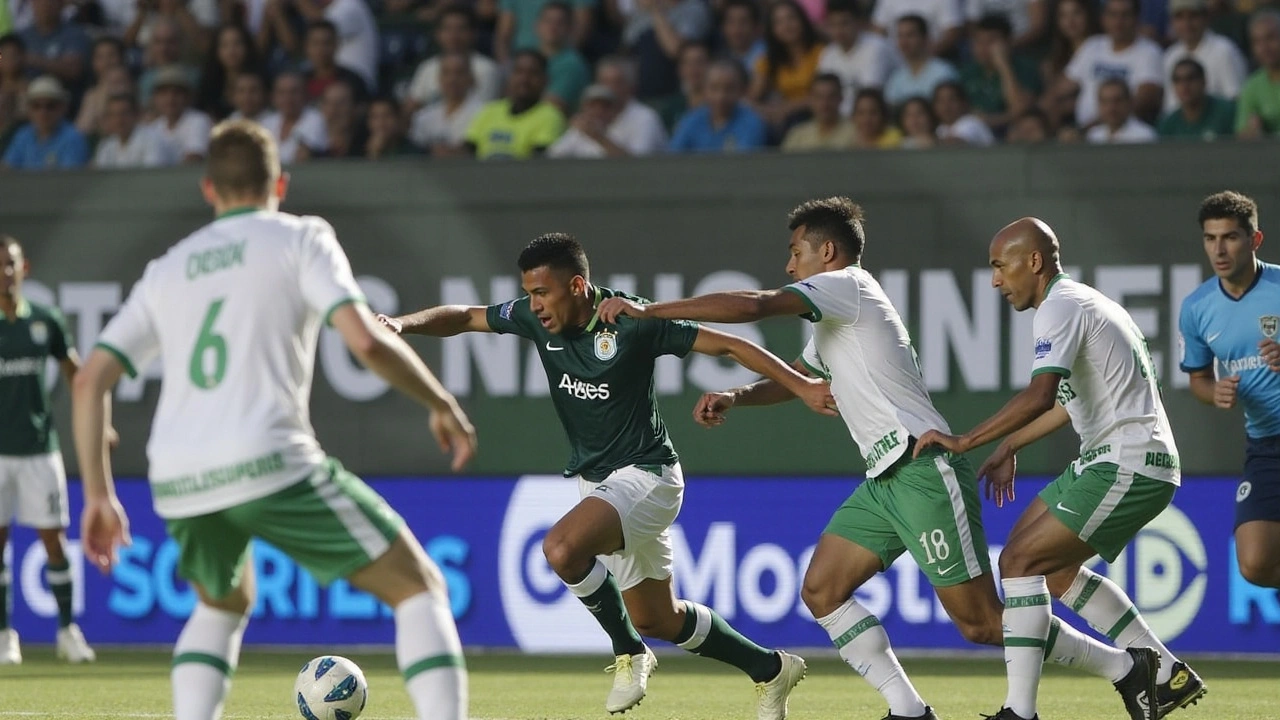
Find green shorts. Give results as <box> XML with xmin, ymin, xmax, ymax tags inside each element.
<box><xmin>165</xmin><ymin>458</ymin><xmax>405</xmax><ymax>599</ymax></box>
<box><xmin>1039</xmin><ymin>462</ymin><xmax>1175</xmax><ymax>563</ymax></box>
<box><xmin>825</xmin><ymin>450</ymin><xmax>991</xmax><ymax>587</ymax></box>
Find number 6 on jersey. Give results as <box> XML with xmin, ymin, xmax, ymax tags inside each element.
<box><xmin>190</xmin><ymin>299</ymin><xmax>228</xmax><ymax>389</ymax></box>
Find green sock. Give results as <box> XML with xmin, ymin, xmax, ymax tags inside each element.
<box><xmin>674</xmin><ymin>600</ymin><xmax>781</xmax><ymax>682</ymax></box>
<box><xmin>0</xmin><ymin>561</ymin><xmax>9</xmax><ymax>630</ymax></box>
<box><xmin>46</xmin><ymin>561</ymin><xmax>73</xmax><ymax>628</ymax></box>
<box><xmin>568</xmin><ymin>562</ymin><xmax>645</xmax><ymax>657</ymax></box>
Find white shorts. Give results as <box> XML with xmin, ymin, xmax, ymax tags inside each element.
<box><xmin>577</xmin><ymin>463</ymin><xmax>684</xmax><ymax>592</ymax></box>
<box><xmin>0</xmin><ymin>452</ymin><xmax>69</xmax><ymax>529</ymax></box>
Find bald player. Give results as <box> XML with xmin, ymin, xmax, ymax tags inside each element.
<box><xmin>916</xmin><ymin>218</ymin><xmax>1206</xmax><ymax>720</ymax></box>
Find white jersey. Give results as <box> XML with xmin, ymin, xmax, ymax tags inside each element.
<box><xmin>1031</xmin><ymin>275</ymin><xmax>1180</xmax><ymax>484</ymax></box>
<box><xmin>96</xmin><ymin>209</ymin><xmax>365</xmax><ymax>518</ymax></box>
<box><xmin>787</xmin><ymin>266</ymin><xmax>949</xmax><ymax>477</ymax></box>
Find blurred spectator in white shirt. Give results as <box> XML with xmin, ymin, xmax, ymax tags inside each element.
<box><xmin>1086</xmin><ymin>76</ymin><xmax>1156</xmax><ymax>141</ymax></box>
<box><xmin>818</xmin><ymin>1</ymin><xmax>897</xmax><ymax>116</ymax></box>
<box><xmin>410</xmin><ymin>52</ymin><xmax>484</xmax><ymax>155</ymax></box>
<box><xmin>94</xmin><ymin>92</ymin><xmax>179</xmax><ymax>167</ymax></box>
<box><xmin>1161</xmin><ymin>0</ymin><xmax>1245</xmax><ymax>112</ymax></box>
<box><xmin>261</xmin><ymin>70</ymin><xmax>327</xmax><ymax>162</ymax></box>
<box><xmin>872</xmin><ymin>0</ymin><xmax>962</xmax><ymax>56</ymax></box>
<box><xmin>884</xmin><ymin>15</ymin><xmax>958</xmax><ymax>106</ymax></box>
<box><xmin>594</xmin><ymin>56</ymin><xmax>668</xmax><ymax>150</ymax></box>
<box><xmin>145</xmin><ymin>65</ymin><xmax>213</xmax><ymax>162</ymax></box>
<box><xmin>405</xmin><ymin>6</ymin><xmax>501</xmax><ymax>115</ymax></box>
<box><xmin>75</xmin><ymin>37</ymin><xmax>128</xmax><ymax>136</ymax></box>
<box><xmin>228</xmin><ymin>72</ymin><xmax>269</xmax><ymax>121</ymax></box>
<box><xmin>549</xmin><ymin>79</ymin><xmax>668</xmax><ymax>157</ymax></box>
<box><xmin>933</xmin><ymin>80</ymin><xmax>995</xmax><ymax>144</ymax></box>
<box><xmin>1060</xmin><ymin>0</ymin><xmax>1162</xmax><ymax>125</ymax></box>
<box><xmin>137</xmin><ymin>18</ymin><xmax>201</xmax><ymax>108</ymax></box>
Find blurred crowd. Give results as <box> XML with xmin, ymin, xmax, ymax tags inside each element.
<box><xmin>0</xmin><ymin>0</ymin><xmax>1277</xmax><ymax>168</ymax></box>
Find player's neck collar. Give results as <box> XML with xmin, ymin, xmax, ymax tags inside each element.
<box><xmin>583</xmin><ymin>285</ymin><xmax>604</xmax><ymax>332</ymax></box>
<box><xmin>0</xmin><ymin>298</ymin><xmax>29</xmax><ymax>322</ymax></box>
<box><xmin>1218</xmin><ymin>260</ymin><xmax>1263</xmax><ymax>302</ymax></box>
<box><xmin>216</xmin><ymin>206</ymin><xmax>261</xmax><ymax>220</ymax></box>
<box><xmin>1045</xmin><ymin>272</ymin><xmax>1069</xmax><ymax>294</ymax></box>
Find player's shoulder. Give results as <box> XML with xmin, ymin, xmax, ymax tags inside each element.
<box><xmin>794</xmin><ymin>265</ymin><xmax>862</xmax><ymax>290</ymax></box>
<box><xmin>600</xmin><ymin>286</ymin><xmax>651</xmax><ymax>305</ymax></box>
<box><xmin>494</xmin><ymin>295</ymin><xmax>533</xmax><ymax>319</ymax></box>
<box><xmin>1256</xmin><ymin>263</ymin><xmax>1280</xmax><ymax>292</ymax></box>
<box><xmin>25</xmin><ymin>300</ymin><xmax>65</xmax><ymax>323</ymax></box>
<box><xmin>1180</xmin><ymin>275</ymin><xmax>1222</xmax><ymax>314</ymax></box>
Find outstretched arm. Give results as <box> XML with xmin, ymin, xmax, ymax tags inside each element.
<box><xmin>693</xmin><ymin>358</ymin><xmax>814</xmax><ymax>427</ymax></box>
<box><xmin>384</xmin><ymin>305</ymin><xmax>492</xmax><ymax>337</ymax></box>
<box><xmin>597</xmin><ymin>288</ymin><xmax>809</xmax><ymax>324</ymax></box>
<box><xmin>691</xmin><ymin>327</ymin><xmax>836</xmax><ymax>417</ymax></box>
<box><xmin>916</xmin><ymin>372</ymin><xmax>1061</xmax><ymax>457</ymax></box>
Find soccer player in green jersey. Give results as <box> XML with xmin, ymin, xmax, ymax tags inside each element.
<box><xmin>0</xmin><ymin>235</ymin><xmax>102</xmax><ymax>664</ymax></box>
<box><xmin>382</xmin><ymin>233</ymin><xmax>833</xmax><ymax>718</ymax></box>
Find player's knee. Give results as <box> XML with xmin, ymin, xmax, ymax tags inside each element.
<box><xmin>541</xmin><ymin>532</ymin><xmax>589</xmax><ymax>580</ymax></box>
<box><xmin>1237</xmin><ymin>552</ymin><xmax>1280</xmax><ymax>589</ymax></box>
<box><xmin>800</xmin><ymin>578</ymin><xmax>844</xmax><ymax>620</ymax></box>
<box><xmin>630</xmin><ymin>607</ymin><xmax>683</xmax><ymax>642</ymax></box>
<box><xmin>998</xmin><ymin>548</ymin><xmax>1036</xmax><ymax>579</ymax></box>
<box><xmin>956</xmin><ymin>617</ymin><xmax>1002</xmax><ymax>647</ymax></box>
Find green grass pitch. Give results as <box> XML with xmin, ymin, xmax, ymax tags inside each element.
<box><xmin>2</xmin><ymin>647</ymin><xmax>1275</xmax><ymax>719</ymax></box>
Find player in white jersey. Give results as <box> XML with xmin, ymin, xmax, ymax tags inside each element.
<box><xmin>917</xmin><ymin>218</ymin><xmax>1201</xmax><ymax>720</ymax></box>
<box><xmin>599</xmin><ymin>198</ymin><xmax>1157</xmax><ymax>720</ymax></box>
<box><xmin>69</xmin><ymin>120</ymin><xmax>478</xmax><ymax>720</ymax></box>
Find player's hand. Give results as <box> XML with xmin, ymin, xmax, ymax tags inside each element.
<box><xmin>1214</xmin><ymin>375</ymin><xmax>1241</xmax><ymax>409</ymax></box>
<box><xmin>80</xmin><ymin>495</ymin><xmax>131</xmax><ymax>574</ymax></box>
<box><xmin>429</xmin><ymin>402</ymin><xmax>478</xmax><ymax>471</ymax></box>
<box><xmin>105</xmin><ymin>425</ymin><xmax>120</xmax><ymax>451</ymax></box>
<box><xmin>596</xmin><ymin>297</ymin><xmax>647</xmax><ymax>325</ymax></box>
<box><xmin>693</xmin><ymin>391</ymin><xmax>735</xmax><ymax>427</ymax></box>
<box><xmin>796</xmin><ymin>378</ymin><xmax>838</xmax><ymax>417</ymax></box>
<box><xmin>1260</xmin><ymin>339</ymin><xmax>1280</xmax><ymax>371</ymax></box>
<box><xmin>914</xmin><ymin>429</ymin><xmax>966</xmax><ymax>458</ymax></box>
<box><xmin>376</xmin><ymin>313</ymin><xmax>404</xmax><ymax>335</ymax></box>
<box><xmin>978</xmin><ymin>443</ymin><xmax>1017</xmax><ymax>508</ymax></box>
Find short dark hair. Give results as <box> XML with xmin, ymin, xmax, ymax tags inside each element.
<box><xmin>1173</xmin><ymin>57</ymin><xmax>1206</xmax><ymax>81</ymax></box>
<box><xmin>307</xmin><ymin>19</ymin><xmax>338</xmax><ymax>37</ymax></box>
<box><xmin>897</xmin><ymin>14</ymin><xmax>928</xmax><ymax>36</ymax></box>
<box><xmin>1199</xmin><ymin>191</ymin><xmax>1260</xmax><ymax>236</ymax></box>
<box><xmin>93</xmin><ymin>35</ymin><xmax>126</xmax><ymax>59</ymax></box>
<box><xmin>439</xmin><ymin>5</ymin><xmax>477</xmax><ymax>28</ymax></box>
<box><xmin>512</xmin><ymin>48</ymin><xmax>549</xmax><ymax>73</ymax></box>
<box><xmin>1098</xmin><ymin>77</ymin><xmax>1130</xmax><ymax>99</ymax></box>
<box><xmin>975</xmin><ymin>13</ymin><xmax>1013</xmax><ymax>36</ymax></box>
<box><xmin>0</xmin><ymin>33</ymin><xmax>24</xmax><ymax>51</ymax></box>
<box><xmin>107</xmin><ymin>92</ymin><xmax>139</xmax><ymax>112</ymax></box>
<box><xmin>825</xmin><ymin>0</ymin><xmax>863</xmax><ymax>19</ymax></box>
<box><xmin>518</xmin><ymin>233</ymin><xmax>590</xmax><ymax>279</ymax></box>
<box><xmin>723</xmin><ymin>0</ymin><xmax>762</xmax><ymax>24</ymax></box>
<box><xmin>540</xmin><ymin>1</ymin><xmax>572</xmax><ymax>20</ymax></box>
<box><xmin>788</xmin><ymin>197</ymin><xmax>866</xmax><ymax>259</ymax></box>
<box><xmin>812</xmin><ymin>72</ymin><xmax>842</xmax><ymax>94</ymax></box>
<box><xmin>933</xmin><ymin>79</ymin><xmax>968</xmax><ymax>104</ymax></box>
<box><xmin>1108</xmin><ymin>0</ymin><xmax>1141</xmax><ymax>15</ymax></box>
<box><xmin>370</xmin><ymin>94</ymin><xmax>401</xmax><ymax>114</ymax></box>
<box><xmin>207</xmin><ymin>119</ymin><xmax>278</xmax><ymax>199</ymax></box>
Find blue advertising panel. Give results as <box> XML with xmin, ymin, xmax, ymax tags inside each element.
<box><xmin>7</xmin><ymin>475</ymin><xmax>1279</xmax><ymax>654</ymax></box>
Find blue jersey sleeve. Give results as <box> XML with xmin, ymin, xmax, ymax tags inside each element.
<box><xmin>1178</xmin><ymin>295</ymin><xmax>1214</xmax><ymax>373</ymax></box>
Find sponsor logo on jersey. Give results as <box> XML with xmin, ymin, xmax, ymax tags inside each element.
<box><xmin>0</xmin><ymin>357</ymin><xmax>44</xmax><ymax>377</ymax></box>
<box><xmin>558</xmin><ymin>374</ymin><xmax>610</xmax><ymax>400</ymax></box>
<box><xmin>500</xmin><ymin>301</ymin><xmax>515</xmax><ymax>321</ymax></box>
<box><xmin>28</xmin><ymin>321</ymin><xmax>47</xmax><ymax>346</ymax></box>
<box><xmin>1221</xmin><ymin>355</ymin><xmax>1269</xmax><ymax>374</ymax></box>
<box><xmin>1034</xmin><ymin>337</ymin><xmax>1052</xmax><ymax>359</ymax></box>
<box><xmin>1261</xmin><ymin>315</ymin><xmax>1279</xmax><ymax>339</ymax></box>
<box><xmin>1144</xmin><ymin>451</ymin><xmax>1179</xmax><ymax>470</ymax></box>
<box><xmin>594</xmin><ymin>329</ymin><xmax>617</xmax><ymax>361</ymax></box>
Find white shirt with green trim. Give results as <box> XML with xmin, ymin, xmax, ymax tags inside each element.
<box><xmin>96</xmin><ymin>209</ymin><xmax>366</xmax><ymax>518</ymax></box>
<box><xmin>1031</xmin><ymin>276</ymin><xmax>1180</xmax><ymax>484</ymax></box>
<box><xmin>787</xmin><ymin>266</ymin><xmax>949</xmax><ymax>478</ymax></box>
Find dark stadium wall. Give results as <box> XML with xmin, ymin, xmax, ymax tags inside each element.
<box><xmin>7</xmin><ymin>143</ymin><xmax>1276</xmax><ymax>477</ymax></box>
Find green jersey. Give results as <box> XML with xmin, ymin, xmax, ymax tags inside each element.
<box><xmin>486</xmin><ymin>287</ymin><xmax>700</xmax><ymax>481</ymax></box>
<box><xmin>0</xmin><ymin>300</ymin><xmax>72</xmax><ymax>455</ymax></box>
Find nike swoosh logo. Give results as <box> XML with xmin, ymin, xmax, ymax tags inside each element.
<box><xmin>937</xmin><ymin>562</ymin><xmax>960</xmax><ymax>575</ymax></box>
<box><xmin>546</xmin><ymin>342</ymin><xmax>564</xmax><ymax>351</ymax></box>
<box><xmin>1207</xmin><ymin>332</ymin><xmax>1222</xmax><ymax>343</ymax></box>
<box><xmin>1056</xmin><ymin>502</ymin><xmax>1081</xmax><ymax>516</ymax></box>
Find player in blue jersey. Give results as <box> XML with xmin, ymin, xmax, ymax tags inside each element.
<box><xmin>1178</xmin><ymin>190</ymin><xmax>1280</xmax><ymax>590</ymax></box>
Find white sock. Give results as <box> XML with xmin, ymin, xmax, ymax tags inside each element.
<box><xmin>171</xmin><ymin>603</ymin><xmax>248</xmax><ymax>720</ymax></box>
<box><xmin>1002</xmin><ymin>576</ymin><xmax>1051</xmax><ymax>719</ymax></box>
<box><xmin>1043</xmin><ymin>616</ymin><xmax>1133</xmax><ymax>682</ymax></box>
<box><xmin>565</xmin><ymin>559</ymin><xmax>608</xmax><ymax>597</ymax></box>
<box><xmin>816</xmin><ymin>598</ymin><xmax>928</xmax><ymax>718</ymax></box>
<box><xmin>1062</xmin><ymin>567</ymin><xmax>1176</xmax><ymax>683</ymax></box>
<box><xmin>396</xmin><ymin>590</ymin><xmax>467</xmax><ymax>720</ymax></box>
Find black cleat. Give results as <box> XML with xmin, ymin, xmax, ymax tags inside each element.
<box><xmin>1114</xmin><ymin>647</ymin><xmax>1160</xmax><ymax>720</ymax></box>
<box><xmin>980</xmin><ymin>708</ymin><xmax>1037</xmax><ymax>720</ymax></box>
<box><xmin>1155</xmin><ymin>661</ymin><xmax>1208</xmax><ymax>718</ymax></box>
<box><xmin>881</xmin><ymin>707</ymin><xmax>940</xmax><ymax>720</ymax></box>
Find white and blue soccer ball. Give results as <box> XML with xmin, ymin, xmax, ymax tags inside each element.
<box><xmin>295</xmin><ymin>655</ymin><xmax>368</xmax><ymax>720</ymax></box>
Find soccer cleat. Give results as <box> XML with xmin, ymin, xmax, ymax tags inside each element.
<box><xmin>980</xmin><ymin>708</ymin><xmax>1037</xmax><ymax>720</ymax></box>
<box><xmin>754</xmin><ymin>651</ymin><xmax>807</xmax><ymax>720</ymax></box>
<box><xmin>1114</xmin><ymin>647</ymin><xmax>1159</xmax><ymax>720</ymax></box>
<box><xmin>1155</xmin><ymin>661</ymin><xmax>1207</xmax><ymax>718</ymax></box>
<box><xmin>56</xmin><ymin>623</ymin><xmax>96</xmax><ymax>663</ymax></box>
<box><xmin>880</xmin><ymin>706</ymin><xmax>940</xmax><ymax>720</ymax></box>
<box><xmin>0</xmin><ymin>629</ymin><xmax>20</xmax><ymax>665</ymax></box>
<box><xmin>604</xmin><ymin>646</ymin><xmax>656</xmax><ymax>714</ymax></box>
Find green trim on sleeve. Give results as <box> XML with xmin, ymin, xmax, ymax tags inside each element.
<box><xmin>94</xmin><ymin>342</ymin><xmax>138</xmax><ymax>378</ymax></box>
<box><xmin>323</xmin><ymin>296</ymin><xmax>367</xmax><ymax>327</ymax></box>
<box><xmin>1031</xmin><ymin>365</ymin><xmax>1071</xmax><ymax>379</ymax></box>
<box><xmin>782</xmin><ymin>286</ymin><xmax>822</xmax><ymax>322</ymax></box>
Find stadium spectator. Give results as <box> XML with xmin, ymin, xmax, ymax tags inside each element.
<box><xmin>965</xmin><ymin>0</ymin><xmax>1047</xmax><ymax>48</ymax></box>
<box><xmin>365</xmin><ymin>96</ymin><xmax>422</xmax><ymax>158</ymax></box>
<box><xmin>849</xmin><ymin>86</ymin><xmax>901</xmax><ymax>147</ymax></box>
<box><xmin>76</xmin><ymin>64</ymin><xmax>133</xmax><ymax>137</ymax></box>
<box><xmin>1206</xmin><ymin>0</ymin><xmax>1249</xmax><ymax>59</ymax></box>
<box><xmin>19</xmin><ymin>0</ymin><xmax>89</xmax><ymax>88</ymax></box>
<box><xmin>405</xmin><ymin>7</ymin><xmax>500</xmax><ymax>114</ymax></box>
<box><xmin>547</xmin><ymin>84</ymin><xmax>627</xmax><ymax>157</ymax></box>
<box><xmin>898</xmin><ymin>95</ymin><xmax>938</xmax><ymax>147</ymax></box>
<box><xmin>716</xmin><ymin>0</ymin><xmax>765</xmax><ymax>82</ymax></box>
<box><xmin>1158</xmin><ymin>57</ymin><xmax>1234</xmax><ymax>140</ymax></box>
<box><xmin>195</xmin><ymin>24</ymin><xmax>261</xmax><ymax>119</ymax></box>
<box><xmin>593</xmin><ymin>56</ymin><xmax>667</xmax><ymax>152</ymax></box>
<box><xmin>1007</xmin><ymin>106</ymin><xmax>1051</xmax><ymax>141</ymax></box>
<box><xmin>228</xmin><ymin>72</ymin><xmax>269</xmax><ymax>121</ymax></box>
<box><xmin>650</xmin><ymin>39</ymin><xmax>708</xmax><ymax>131</ymax></box>
<box><xmin>497</xmin><ymin>0</ymin><xmax>594</xmax><ymax>64</ymax></box>
<box><xmin>934</xmin><ymin>80</ymin><xmax>996</xmax><ymax>144</ymax></box>
<box><xmin>1059</xmin><ymin>0</ymin><xmax>1163</xmax><ymax>126</ymax></box>
<box><xmin>884</xmin><ymin>15</ymin><xmax>957</xmax><ymax>107</ymax></box>
<box><xmin>122</xmin><ymin>0</ymin><xmax>211</xmax><ymax>63</ymax></box>
<box><xmin>138</xmin><ymin>18</ymin><xmax>199</xmax><ymax>109</ymax></box>
<box><xmin>537</xmin><ymin>1</ymin><xmax>590</xmax><ymax>113</ymax></box>
<box><xmin>1041</xmin><ymin>0</ymin><xmax>1098</xmax><ymax>100</ymax></box>
<box><xmin>303</xmin><ymin>20</ymin><xmax>369</xmax><ymax>103</ymax></box>
<box><xmin>319</xmin><ymin>77</ymin><xmax>365</xmax><ymax>157</ymax></box>
<box><xmin>0</xmin><ymin>33</ymin><xmax>31</xmax><ymax>135</ymax></box>
<box><xmin>93</xmin><ymin>92</ymin><xmax>178</xmax><ymax>168</ymax></box>
<box><xmin>816</xmin><ymin>1</ymin><xmax>897</xmax><ymax>117</ymax></box>
<box><xmin>780</xmin><ymin>73</ymin><xmax>855</xmax><ymax>150</ymax></box>
<box><xmin>145</xmin><ymin>65</ymin><xmax>213</xmax><ymax>162</ymax></box>
<box><xmin>1</xmin><ymin>75</ymin><xmax>87</xmax><ymax>169</ymax></box>
<box><xmin>410</xmin><ymin>52</ymin><xmax>484</xmax><ymax>155</ymax></box>
<box><xmin>1162</xmin><ymin>0</ymin><xmax>1245</xmax><ymax>113</ymax></box>
<box><xmin>261</xmin><ymin>70</ymin><xmax>327</xmax><ymax>162</ymax></box>
<box><xmin>289</xmin><ymin>0</ymin><xmax>379</xmax><ymax>91</ymax></box>
<box><xmin>1086</xmin><ymin>76</ymin><xmax>1156</xmax><ymax>142</ymax></box>
<box><xmin>749</xmin><ymin>0</ymin><xmax>823</xmax><ymax>128</ymax></box>
<box><xmin>669</xmin><ymin>58</ymin><xmax>765</xmax><ymax>152</ymax></box>
<box><xmin>872</xmin><ymin>0</ymin><xmax>962</xmax><ymax>56</ymax></box>
<box><xmin>255</xmin><ymin>0</ymin><xmax>302</xmax><ymax>63</ymax></box>
<box><xmin>621</xmin><ymin>0</ymin><xmax>712</xmax><ymax>101</ymax></box>
<box><xmin>962</xmin><ymin>14</ymin><xmax>1039</xmax><ymax>134</ymax></box>
<box><xmin>465</xmin><ymin>49</ymin><xmax>565</xmax><ymax>159</ymax></box>
<box><xmin>1236</xmin><ymin>10</ymin><xmax>1280</xmax><ymax>138</ymax></box>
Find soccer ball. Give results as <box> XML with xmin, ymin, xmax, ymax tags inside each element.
<box><xmin>294</xmin><ymin>655</ymin><xmax>368</xmax><ymax>720</ymax></box>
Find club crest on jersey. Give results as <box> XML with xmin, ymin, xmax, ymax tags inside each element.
<box><xmin>594</xmin><ymin>329</ymin><xmax>618</xmax><ymax>361</ymax></box>
<box><xmin>1260</xmin><ymin>316</ymin><xmax>1279</xmax><ymax>339</ymax></box>
<box><xmin>28</xmin><ymin>321</ymin><xmax>47</xmax><ymax>346</ymax></box>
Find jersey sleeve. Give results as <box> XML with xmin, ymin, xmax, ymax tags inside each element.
<box><xmin>298</xmin><ymin>217</ymin><xmax>366</xmax><ymax>325</ymax></box>
<box><xmin>1030</xmin><ymin>297</ymin><xmax>1084</xmax><ymax>379</ymax></box>
<box><xmin>47</xmin><ymin>307</ymin><xmax>72</xmax><ymax>361</ymax></box>
<box><xmin>782</xmin><ymin>272</ymin><xmax>860</xmax><ymax>324</ymax></box>
<box><xmin>96</xmin><ymin>263</ymin><xmax>161</xmax><ymax>378</ymax></box>
<box><xmin>799</xmin><ymin>337</ymin><xmax>829</xmax><ymax>380</ymax></box>
<box><xmin>485</xmin><ymin>297</ymin><xmax>538</xmax><ymax>339</ymax></box>
<box><xmin>642</xmin><ymin>317</ymin><xmax>699</xmax><ymax>358</ymax></box>
<box><xmin>1177</xmin><ymin>296</ymin><xmax>1213</xmax><ymax>373</ymax></box>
